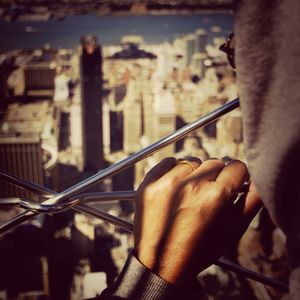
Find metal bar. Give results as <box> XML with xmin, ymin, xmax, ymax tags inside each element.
<box><xmin>0</xmin><ymin>197</ymin><xmax>22</xmax><ymax>206</ymax></box>
<box><xmin>0</xmin><ymin>191</ymin><xmax>136</xmax><ymax>213</ymax></box>
<box><xmin>44</xmin><ymin>98</ymin><xmax>240</xmax><ymax>205</ymax></box>
<box><xmin>19</xmin><ymin>198</ymin><xmax>80</xmax><ymax>214</ymax></box>
<box><xmin>75</xmin><ymin>204</ymin><xmax>133</xmax><ymax>232</ymax></box>
<box><xmin>0</xmin><ymin>191</ymin><xmax>135</xmax><ymax>213</ymax></box>
<box><xmin>17</xmin><ymin>191</ymin><xmax>135</xmax><ymax>213</ymax></box>
<box><xmin>0</xmin><ymin>172</ymin><xmax>133</xmax><ymax>225</ymax></box>
<box><xmin>0</xmin><ymin>210</ymin><xmax>38</xmax><ymax>235</ymax></box>
<box><xmin>0</xmin><ymin>171</ymin><xmax>54</xmax><ymax>198</ymax></box>
<box><xmin>76</xmin><ymin>191</ymin><xmax>135</xmax><ymax>203</ymax></box>
<box><xmin>216</xmin><ymin>258</ymin><xmax>289</xmax><ymax>292</ymax></box>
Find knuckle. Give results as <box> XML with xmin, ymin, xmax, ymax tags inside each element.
<box><xmin>215</xmin><ymin>159</ymin><xmax>226</xmax><ymax>168</ymax></box>
<box><xmin>184</xmin><ymin>156</ymin><xmax>202</xmax><ymax>165</ymax></box>
<box><xmin>228</xmin><ymin>159</ymin><xmax>248</xmax><ymax>171</ymax></box>
<box><xmin>203</xmin><ymin>158</ymin><xmax>225</xmax><ymax>169</ymax></box>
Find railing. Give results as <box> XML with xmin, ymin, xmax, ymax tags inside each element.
<box><xmin>0</xmin><ymin>98</ymin><xmax>289</xmax><ymax>293</ymax></box>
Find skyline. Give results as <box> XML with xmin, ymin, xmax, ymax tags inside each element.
<box><xmin>0</xmin><ymin>11</ymin><xmax>288</xmax><ymax>300</ymax></box>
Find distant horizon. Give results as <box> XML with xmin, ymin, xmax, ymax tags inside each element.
<box><xmin>0</xmin><ymin>13</ymin><xmax>233</xmax><ymax>50</ymax></box>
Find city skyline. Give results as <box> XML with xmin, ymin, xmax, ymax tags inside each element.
<box><xmin>0</xmin><ymin>23</ymin><xmax>240</xmax><ymax>194</ymax></box>
<box><xmin>0</xmin><ymin>17</ymin><xmax>248</xmax><ymax>299</ymax></box>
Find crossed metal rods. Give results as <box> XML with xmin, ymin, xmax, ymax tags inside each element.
<box><xmin>0</xmin><ymin>98</ymin><xmax>289</xmax><ymax>292</ymax></box>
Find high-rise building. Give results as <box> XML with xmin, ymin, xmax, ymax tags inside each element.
<box><xmin>152</xmin><ymin>88</ymin><xmax>176</xmax><ymax>160</ymax></box>
<box><xmin>104</xmin><ymin>37</ymin><xmax>156</xmax><ymax>156</ymax></box>
<box><xmin>123</xmin><ymin>80</ymin><xmax>143</xmax><ymax>153</ymax></box>
<box><xmin>123</xmin><ymin>77</ymin><xmax>154</xmax><ymax>154</ymax></box>
<box><xmin>176</xmin><ymin>85</ymin><xmax>205</xmax><ymax>123</ymax></box>
<box><xmin>109</xmin><ymin>84</ymin><xmax>126</xmax><ymax>153</ymax></box>
<box><xmin>0</xmin><ymin>134</ymin><xmax>44</xmax><ymax>199</ymax></box>
<box><xmin>191</xmin><ymin>52</ymin><xmax>207</xmax><ymax>78</ymax></box>
<box><xmin>195</xmin><ymin>28</ymin><xmax>207</xmax><ymax>53</ymax></box>
<box><xmin>141</xmin><ymin>79</ymin><xmax>154</xmax><ymax>143</ymax></box>
<box><xmin>185</xmin><ymin>34</ymin><xmax>196</xmax><ymax>67</ymax></box>
<box><xmin>80</xmin><ymin>35</ymin><xmax>104</xmax><ymax>171</ymax></box>
<box><xmin>24</xmin><ymin>50</ymin><xmax>58</xmax><ymax>97</ymax></box>
<box><xmin>0</xmin><ymin>101</ymin><xmax>57</xmax><ymax>200</ymax></box>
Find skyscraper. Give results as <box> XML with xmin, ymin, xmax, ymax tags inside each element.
<box><xmin>80</xmin><ymin>35</ymin><xmax>104</xmax><ymax>171</ymax></box>
<box><xmin>195</xmin><ymin>28</ymin><xmax>207</xmax><ymax>53</ymax></box>
<box><xmin>123</xmin><ymin>80</ymin><xmax>143</xmax><ymax>153</ymax></box>
<box><xmin>185</xmin><ymin>34</ymin><xmax>196</xmax><ymax>67</ymax></box>
<box><xmin>152</xmin><ymin>88</ymin><xmax>176</xmax><ymax>160</ymax></box>
<box><xmin>0</xmin><ymin>101</ymin><xmax>57</xmax><ymax>200</ymax></box>
<box><xmin>0</xmin><ymin>135</ymin><xmax>44</xmax><ymax>199</ymax></box>
<box><xmin>24</xmin><ymin>50</ymin><xmax>58</xmax><ymax>97</ymax></box>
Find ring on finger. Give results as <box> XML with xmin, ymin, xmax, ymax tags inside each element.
<box><xmin>177</xmin><ymin>158</ymin><xmax>198</xmax><ymax>172</ymax></box>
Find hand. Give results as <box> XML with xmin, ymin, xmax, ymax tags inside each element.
<box><xmin>134</xmin><ymin>157</ymin><xmax>262</xmax><ymax>286</ymax></box>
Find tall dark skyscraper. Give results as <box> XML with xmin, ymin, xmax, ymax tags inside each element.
<box><xmin>80</xmin><ymin>36</ymin><xmax>104</xmax><ymax>172</ymax></box>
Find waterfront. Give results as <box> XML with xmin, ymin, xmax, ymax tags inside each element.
<box><xmin>0</xmin><ymin>13</ymin><xmax>233</xmax><ymax>50</ymax></box>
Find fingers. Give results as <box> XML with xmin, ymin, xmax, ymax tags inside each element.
<box><xmin>158</xmin><ymin>157</ymin><xmax>202</xmax><ymax>184</ymax></box>
<box><xmin>232</xmin><ymin>181</ymin><xmax>263</xmax><ymax>241</ymax></box>
<box><xmin>141</xmin><ymin>157</ymin><xmax>227</xmax><ymax>191</ymax></box>
<box><xmin>151</xmin><ymin>158</ymin><xmax>249</xmax><ymax>205</ymax></box>
<box><xmin>185</xmin><ymin>159</ymin><xmax>225</xmax><ymax>182</ymax></box>
<box><xmin>238</xmin><ymin>181</ymin><xmax>263</xmax><ymax>225</ymax></box>
<box><xmin>178</xmin><ymin>156</ymin><xmax>202</xmax><ymax>172</ymax></box>
<box><xmin>140</xmin><ymin>157</ymin><xmax>177</xmax><ymax>187</ymax></box>
<box><xmin>215</xmin><ymin>160</ymin><xmax>249</xmax><ymax>200</ymax></box>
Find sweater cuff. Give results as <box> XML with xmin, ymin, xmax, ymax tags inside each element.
<box><xmin>289</xmin><ymin>267</ymin><xmax>300</xmax><ymax>300</ymax></box>
<box><xmin>100</xmin><ymin>251</ymin><xmax>205</xmax><ymax>300</ymax></box>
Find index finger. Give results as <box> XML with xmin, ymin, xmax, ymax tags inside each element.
<box><xmin>139</xmin><ymin>157</ymin><xmax>177</xmax><ymax>188</ymax></box>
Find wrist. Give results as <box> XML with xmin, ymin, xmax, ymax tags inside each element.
<box><xmin>135</xmin><ymin>245</ymin><xmax>157</xmax><ymax>270</ymax></box>
<box><xmin>137</xmin><ymin>247</ymin><xmax>196</xmax><ymax>286</ymax></box>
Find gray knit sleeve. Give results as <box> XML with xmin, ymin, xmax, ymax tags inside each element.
<box><xmin>99</xmin><ymin>251</ymin><xmax>206</xmax><ymax>299</ymax></box>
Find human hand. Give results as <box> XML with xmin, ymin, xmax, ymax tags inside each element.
<box><xmin>134</xmin><ymin>157</ymin><xmax>262</xmax><ymax>286</ymax></box>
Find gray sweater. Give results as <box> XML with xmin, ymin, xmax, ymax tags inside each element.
<box><xmin>235</xmin><ymin>0</ymin><xmax>300</xmax><ymax>298</ymax></box>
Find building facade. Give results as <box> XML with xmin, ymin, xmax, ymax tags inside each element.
<box><xmin>80</xmin><ymin>36</ymin><xmax>104</xmax><ymax>172</ymax></box>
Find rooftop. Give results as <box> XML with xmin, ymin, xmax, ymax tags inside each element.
<box><xmin>0</xmin><ymin>101</ymin><xmax>53</xmax><ymax>138</ymax></box>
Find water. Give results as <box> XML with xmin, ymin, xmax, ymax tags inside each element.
<box><xmin>0</xmin><ymin>13</ymin><xmax>233</xmax><ymax>50</ymax></box>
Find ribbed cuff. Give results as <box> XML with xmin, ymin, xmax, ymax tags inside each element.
<box><xmin>289</xmin><ymin>267</ymin><xmax>300</xmax><ymax>300</ymax></box>
<box><xmin>100</xmin><ymin>251</ymin><xmax>205</xmax><ymax>299</ymax></box>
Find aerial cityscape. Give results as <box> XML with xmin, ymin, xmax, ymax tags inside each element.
<box><xmin>0</xmin><ymin>5</ymin><xmax>289</xmax><ymax>300</ymax></box>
